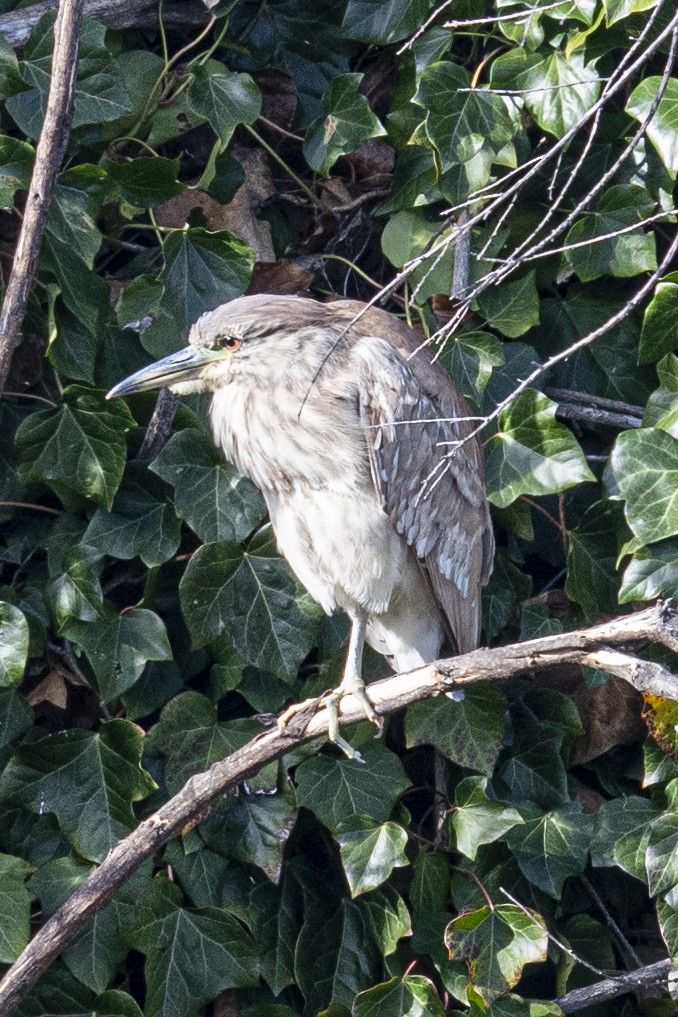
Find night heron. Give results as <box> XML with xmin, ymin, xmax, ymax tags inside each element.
<box><xmin>108</xmin><ymin>294</ymin><xmax>494</xmax><ymax>756</ymax></box>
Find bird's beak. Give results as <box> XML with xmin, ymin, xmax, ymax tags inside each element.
<box><xmin>107</xmin><ymin>346</ymin><xmax>222</xmax><ymax>399</ymax></box>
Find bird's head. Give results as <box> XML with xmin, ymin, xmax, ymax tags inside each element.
<box><xmin>107</xmin><ymin>294</ymin><xmax>327</xmax><ymax>400</ymax></box>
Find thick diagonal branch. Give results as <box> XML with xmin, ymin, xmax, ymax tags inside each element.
<box><xmin>0</xmin><ymin>602</ymin><xmax>677</xmax><ymax>1015</ymax></box>
<box><xmin>0</xmin><ymin>0</ymin><xmax>85</xmax><ymax>393</ymax></box>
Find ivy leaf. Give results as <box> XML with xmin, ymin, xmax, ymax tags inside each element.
<box><xmin>353</xmin><ymin>975</ymin><xmax>445</xmax><ymax>1017</ymax></box>
<box><xmin>304</xmin><ymin>73</ymin><xmax>386</xmax><ymax>176</ymax></box>
<box><xmin>149</xmin><ymin>692</ymin><xmax>260</xmax><ymax>794</ymax></box>
<box><xmin>188</xmin><ymin>61</ymin><xmax>261</xmax><ymax>147</ymax></box>
<box><xmin>0</xmin><ymin>720</ymin><xmax>156</xmax><ymax>862</ymax></box>
<box><xmin>452</xmin><ymin>777</ymin><xmax>524</xmax><ymax>861</ymax></box>
<box><xmin>476</xmin><ymin>272</ymin><xmax>540</xmax><ymax>338</ymax></box>
<box><xmin>341</xmin><ymin>0</ymin><xmax>435</xmax><ymax>44</ymax></box>
<box><xmin>337</xmin><ymin>818</ymin><xmax>409</xmax><ymax>896</ymax></box>
<box><xmin>150</xmin><ymin>228</ymin><xmax>254</xmax><ymax>351</ymax></box>
<box><xmin>645</xmin><ymin>806</ymin><xmax>678</xmax><ymax>897</ymax></box>
<box><xmin>604</xmin><ymin>0</ymin><xmax>661</xmax><ymax>24</ymax></box>
<box><xmin>106</xmin><ymin>156</ymin><xmax>183</xmax><ymax>207</ymax></box>
<box><xmin>506</xmin><ymin>804</ymin><xmax>593</xmax><ymax>898</ymax></box>
<box><xmin>609</xmin><ymin>428</ymin><xmax>678</xmax><ymax>546</ymax></box>
<box><xmin>620</xmin><ymin>540</ymin><xmax>678</xmax><ymax>603</ymax></box>
<box><xmin>591</xmin><ymin>795</ymin><xmax>661</xmax><ymax>881</ymax></box>
<box><xmin>412</xmin><ymin>61</ymin><xmax>514</xmax><ymax>171</ymax></box>
<box><xmin>0</xmin><ymin>853</ymin><xmax>30</xmax><ymax>963</ymax></box>
<box><xmin>644</xmin><ymin>354</ymin><xmax>678</xmax><ymax>437</ymax></box>
<box><xmin>639</xmin><ymin>282</ymin><xmax>678</xmax><ymax>363</ymax></box>
<box><xmin>444</xmin><ymin>903</ymin><xmax>548</xmax><ymax>1005</ymax></box>
<box><xmin>151</xmin><ymin>429</ymin><xmax>265</xmax><ymax>543</ymax></box>
<box><xmin>0</xmin><ymin>602</ymin><xmax>29</xmax><ymax>687</ymax></box>
<box><xmin>0</xmin><ymin>135</ymin><xmax>34</xmax><ymax>208</ymax></box>
<box><xmin>493</xmin><ymin>50</ymin><xmax>600</xmax><ymax>137</ymax></box>
<box><xmin>46</xmin><ymin>550</ymin><xmax>104</xmax><ymax>630</ymax></box>
<box><xmin>129</xmin><ymin>876</ymin><xmax>258</xmax><ymax>1017</ymax></box>
<box><xmin>486</xmin><ymin>390</ymin><xmax>594</xmax><ymax>508</ymax></box>
<box><xmin>47</xmin><ymin>168</ymin><xmax>106</xmax><ymax>269</ymax></box>
<box><xmin>14</xmin><ymin>387</ymin><xmax>134</xmax><ymax>510</ymax></box>
<box><xmin>626</xmin><ymin>77</ymin><xmax>678</xmax><ymax>173</ymax></box>
<box><xmin>565</xmin><ymin>185</ymin><xmax>657</xmax><ymax>282</ymax></box>
<box><xmin>441</xmin><ymin>332</ymin><xmax>504</xmax><ymax>408</ymax></box>
<box><xmin>179</xmin><ymin>530</ymin><xmax>317</xmax><ymax>679</ymax></box>
<box><xmin>296</xmin><ymin>742</ymin><xmax>410</xmax><ymax>832</ymax></box>
<box><xmin>63</xmin><ymin>607</ymin><xmax>172</xmax><ymax>703</ymax></box>
<box><xmin>201</xmin><ymin>793</ymin><xmax>297</xmax><ymax>883</ymax></box>
<box><xmin>0</xmin><ymin>689</ymin><xmax>33</xmax><ymax>753</ymax></box>
<box><xmin>405</xmin><ymin>687</ymin><xmax>508</xmax><ymax>776</ymax></box>
<box><xmin>565</xmin><ymin>500</ymin><xmax>622</xmax><ymax>617</ymax></box>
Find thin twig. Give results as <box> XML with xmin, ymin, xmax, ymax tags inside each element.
<box><xmin>0</xmin><ymin>0</ymin><xmax>85</xmax><ymax>393</ymax></box>
<box><xmin>138</xmin><ymin>388</ymin><xmax>180</xmax><ymax>462</ymax></box>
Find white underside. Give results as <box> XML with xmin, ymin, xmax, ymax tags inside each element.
<box><xmin>265</xmin><ymin>485</ymin><xmax>445</xmax><ymax>672</ymax></box>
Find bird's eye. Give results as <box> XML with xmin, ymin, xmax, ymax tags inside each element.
<box><xmin>221</xmin><ymin>335</ymin><xmax>241</xmax><ymax>351</ymax></box>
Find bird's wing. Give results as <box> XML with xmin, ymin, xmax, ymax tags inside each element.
<box><xmin>341</xmin><ymin>302</ymin><xmax>494</xmax><ymax>654</ymax></box>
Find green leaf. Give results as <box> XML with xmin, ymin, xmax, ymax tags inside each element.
<box><xmin>645</xmin><ymin>805</ymin><xmax>678</xmax><ymax>897</ymax></box>
<box><xmin>151</xmin><ymin>429</ymin><xmax>265</xmax><ymax>543</ymax></box>
<box><xmin>412</xmin><ymin>62</ymin><xmax>514</xmax><ymax>172</ymax></box>
<box><xmin>0</xmin><ymin>135</ymin><xmax>34</xmax><ymax>208</ymax></box>
<box><xmin>565</xmin><ymin>500</ymin><xmax>622</xmax><ymax>616</ymax></box>
<box><xmin>342</xmin><ymin>0</ymin><xmax>434</xmax><ymax>44</ymax></box>
<box><xmin>639</xmin><ymin>282</ymin><xmax>678</xmax><ymax>363</ymax></box>
<box><xmin>440</xmin><ymin>332</ymin><xmax>504</xmax><ymax>408</ymax></box>
<box><xmin>0</xmin><ymin>853</ymin><xmax>30</xmax><ymax>963</ymax></box>
<box><xmin>337</xmin><ymin>818</ymin><xmax>409</xmax><ymax>896</ymax></box>
<box><xmin>295</xmin><ymin>742</ymin><xmax>410</xmax><ymax>832</ymax></box>
<box><xmin>565</xmin><ymin>185</ymin><xmax>657</xmax><ymax>282</ymax></box>
<box><xmin>626</xmin><ymin>77</ymin><xmax>678</xmax><ymax>173</ymax></box>
<box><xmin>0</xmin><ymin>602</ymin><xmax>29</xmax><ymax>687</ymax></box>
<box><xmin>445</xmin><ymin>903</ymin><xmax>548</xmax><ymax>1005</ymax></box>
<box><xmin>188</xmin><ymin>61</ymin><xmax>262</xmax><ymax>147</ymax></box>
<box><xmin>380</xmin><ymin>211</ymin><xmax>455</xmax><ymax>301</ymax></box>
<box><xmin>0</xmin><ymin>688</ymin><xmax>33</xmax><ymax>752</ymax></box>
<box><xmin>620</xmin><ymin>539</ymin><xmax>678</xmax><ymax>602</ymax></box>
<box><xmin>130</xmin><ymin>876</ymin><xmax>258</xmax><ymax>1017</ymax></box>
<box><xmin>493</xmin><ymin>50</ymin><xmax>600</xmax><ymax>137</ymax></box>
<box><xmin>644</xmin><ymin>354</ymin><xmax>678</xmax><ymax>437</ymax></box>
<box><xmin>476</xmin><ymin>272</ymin><xmax>540</xmax><ymax>338</ymax></box>
<box><xmin>106</xmin><ymin>156</ymin><xmax>183</xmax><ymax>207</ymax></box>
<box><xmin>150</xmin><ymin>691</ymin><xmax>260</xmax><ymax>794</ymax></box>
<box><xmin>151</xmin><ymin>228</ymin><xmax>254</xmax><ymax>349</ymax></box>
<box><xmin>201</xmin><ymin>793</ymin><xmax>297</xmax><ymax>883</ymax></box>
<box><xmin>353</xmin><ymin>975</ymin><xmax>445</xmax><ymax>1017</ymax></box>
<box><xmin>486</xmin><ymin>390</ymin><xmax>594</xmax><ymax>508</ymax></box>
<box><xmin>47</xmin><ymin>168</ymin><xmax>106</xmax><ymax>269</ymax></box>
<box><xmin>179</xmin><ymin>531</ymin><xmax>317</xmax><ymax>678</ymax></box>
<box><xmin>591</xmin><ymin>795</ymin><xmax>661</xmax><ymax>881</ymax></box>
<box><xmin>452</xmin><ymin>777</ymin><xmax>524</xmax><ymax>861</ymax></box>
<box><xmin>303</xmin><ymin>73</ymin><xmax>386</xmax><ymax>176</ymax></box>
<box><xmin>603</xmin><ymin>0</ymin><xmax>660</xmax><ymax>24</ymax></box>
<box><xmin>0</xmin><ymin>720</ymin><xmax>156</xmax><ymax>862</ymax></box>
<box><xmin>609</xmin><ymin>428</ymin><xmax>678</xmax><ymax>546</ymax></box>
<box><xmin>405</xmin><ymin>686</ymin><xmax>508</xmax><ymax>776</ymax></box>
<box><xmin>46</xmin><ymin>550</ymin><xmax>104</xmax><ymax>630</ymax></box>
<box><xmin>14</xmin><ymin>387</ymin><xmax>134</xmax><ymax>510</ymax></box>
<box><xmin>506</xmin><ymin>804</ymin><xmax>593</xmax><ymax>898</ymax></box>
<box><xmin>63</xmin><ymin>607</ymin><xmax>172</xmax><ymax>702</ymax></box>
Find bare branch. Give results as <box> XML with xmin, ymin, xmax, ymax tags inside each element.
<box><xmin>0</xmin><ymin>601</ymin><xmax>677</xmax><ymax>1015</ymax></box>
<box><xmin>0</xmin><ymin>0</ymin><xmax>209</xmax><ymax>48</ymax></box>
<box><xmin>0</xmin><ymin>0</ymin><xmax>85</xmax><ymax>393</ymax></box>
<box><xmin>138</xmin><ymin>389</ymin><xmax>180</xmax><ymax>462</ymax></box>
<box><xmin>558</xmin><ymin>960</ymin><xmax>672</xmax><ymax>1013</ymax></box>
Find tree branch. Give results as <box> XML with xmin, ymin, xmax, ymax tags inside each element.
<box><xmin>0</xmin><ymin>0</ymin><xmax>85</xmax><ymax>393</ymax></box>
<box><xmin>557</xmin><ymin>959</ymin><xmax>672</xmax><ymax>1013</ymax></box>
<box><xmin>0</xmin><ymin>602</ymin><xmax>677</xmax><ymax>1014</ymax></box>
<box><xmin>0</xmin><ymin>0</ymin><xmax>209</xmax><ymax>48</ymax></box>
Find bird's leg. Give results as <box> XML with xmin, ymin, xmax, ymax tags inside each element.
<box><xmin>322</xmin><ymin>608</ymin><xmax>383</xmax><ymax>760</ymax></box>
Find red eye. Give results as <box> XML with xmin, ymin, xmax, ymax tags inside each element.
<box><xmin>222</xmin><ymin>336</ymin><xmax>241</xmax><ymax>351</ymax></box>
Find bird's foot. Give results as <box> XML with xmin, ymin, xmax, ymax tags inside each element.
<box><xmin>321</xmin><ymin>676</ymin><xmax>383</xmax><ymax>762</ymax></box>
<box><xmin>276</xmin><ymin>678</ymin><xmax>381</xmax><ymax>762</ymax></box>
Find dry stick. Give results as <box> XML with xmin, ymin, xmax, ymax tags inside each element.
<box><xmin>558</xmin><ymin>960</ymin><xmax>672</xmax><ymax>1014</ymax></box>
<box><xmin>138</xmin><ymin>389</ymin><xmax>181</xmax><ymax>462</ymax></box>
<box><xmin>0</xmin><ymin>0</ymin><xmax>208</xmax><ymax>47</ymax></box>
<box><xmin>0</xmin><ymin>0</ymin><xmax>85</xmax><ymax>394</ymax></box>
<box><xmin>1</xmin><ymin>602</ymin><xmax>678</xmax><ymax>1014</ymax></box>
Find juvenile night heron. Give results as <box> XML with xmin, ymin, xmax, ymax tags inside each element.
<box><xmin>109</xmin><ymin>294</ymin><xmax>494</xmax><ymax>756</ymax></box>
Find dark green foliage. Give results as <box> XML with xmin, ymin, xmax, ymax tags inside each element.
<box><xmin>1</xmin><ymin>1</ymin><xmax>678</xmax><ymax>1014</ymax></box>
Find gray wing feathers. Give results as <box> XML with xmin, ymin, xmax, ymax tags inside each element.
<box><xmin>343</xmin><ymin>302</ymin><xmax>494</xmax><ymax>655</ymax></box>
